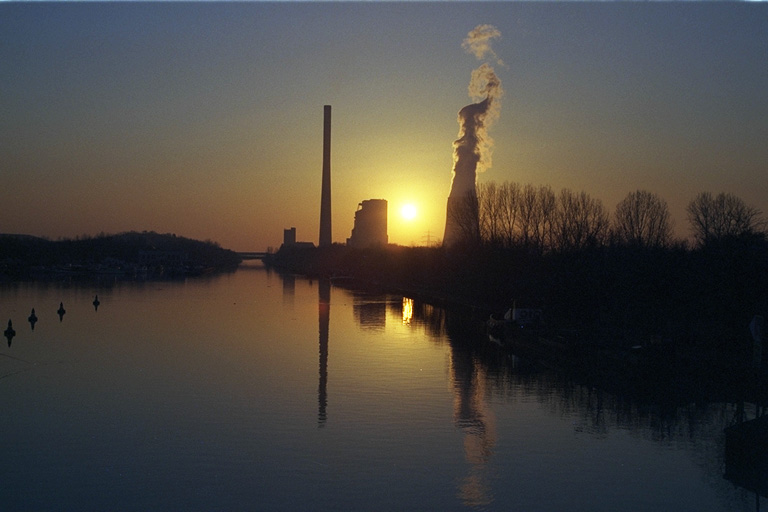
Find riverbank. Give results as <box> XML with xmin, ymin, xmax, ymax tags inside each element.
<box><xmin>265</xmin><ymin>242</ymin><xmax>768</xmax><ymax>404</ymax></box>
<box><xmin>0</xmin><ymin>232</ymin><xmax>241</xmax><ymax>281</ymax></box>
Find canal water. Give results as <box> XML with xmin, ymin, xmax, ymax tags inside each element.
<box><xmin>0</xmin><ymin>262</ymin><xmax>761</xmax><ymax>511</ymax></box>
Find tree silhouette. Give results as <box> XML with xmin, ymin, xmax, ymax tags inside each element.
<box><xmin>687</xmin><ymin>192</ymin><xmax>765</xmax><ymax>247</ymax></box>
<box><xmin>553</xmin><ymin>189</ymin><xmax>610</xmax><ymax>252</ymax></box>
<box><xmin>613</xmin><ymin>190</ymin><xmax>673</xmax><ymax>248</ymax></box>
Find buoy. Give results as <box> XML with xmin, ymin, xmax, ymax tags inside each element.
<box><xmin>93</xmin><ymin>295</ymin><xmax>100</xmax><ymax>311</ymax></box>
<box><xmin>4</xmin><ymin>319</ymin><xmax>16</xmax><ymax>346</ymax></box>
<box><xmin>57</xmin><ymin>302</ymin><xmax>66</xmax><ymax>321</ymax></box>
<box><xmin>28</xmin><ymin>308</ymin><xmax>38</xmax><ymax>330</ymax></box>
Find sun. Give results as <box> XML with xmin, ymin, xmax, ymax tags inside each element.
<box><xmin>400</xmin><ymin>203</ymin><xmax>418</xmax><ymax>221</ymax></box>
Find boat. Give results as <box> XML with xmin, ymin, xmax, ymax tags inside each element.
<box><xmin>488</xmin><ymin>303</ymin><xmax>543</xmax><ymax>330</ymax></box>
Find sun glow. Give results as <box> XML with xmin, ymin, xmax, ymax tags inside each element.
<box><xmin>400</xmin><ymin>203</ymin><xmax>418</xmax><ymax>221</ymax></box>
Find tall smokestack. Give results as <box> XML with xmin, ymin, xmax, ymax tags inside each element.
<box><xmin>319</xmin><ymin>105</ymin><xmax>332</xmax><ymax>247</ymax></box>
<box><xmin>444</xmin><ymin>26</ymin><xmax>503</xmax><ymax>247</ymax></box>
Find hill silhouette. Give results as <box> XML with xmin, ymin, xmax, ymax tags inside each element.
<box><xmin>0</xmin><ymin>231</ymin><xmax>241</xmax><ymax>279</ymax></box>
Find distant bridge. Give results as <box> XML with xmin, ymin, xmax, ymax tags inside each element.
<box><xmin>237</xmin><ymin>252</ymin><xmax>268</xmax><ymax>260</ymax></box>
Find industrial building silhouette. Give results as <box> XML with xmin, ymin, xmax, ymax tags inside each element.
<box><xmin>283</xmin><ymin>105</ymin><xmax>388</xmax><ymax>248</ymax></box>
<box><xmin>319</xmin><ymin>105</ymin><xmax>332</xmax><ymax>248</ymax></box>
<box><xmin>281</xmin><ymin>106</ymin><xmax>389</xmax><ymax>250</ymax></box>
<box><xmin>347</xmin><ymin>199</ymin><xmax>387</xmax><ymax>248</ymax></box>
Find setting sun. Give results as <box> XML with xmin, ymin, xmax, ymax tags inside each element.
<box><xmin>400</xmin><ymin>203</ymin><xmax>418</xmax><ymax>221</ymax></box>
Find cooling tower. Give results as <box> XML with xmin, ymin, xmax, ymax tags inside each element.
<box><xmin>319</xmin><ymin>105</ymin><xmax>332</xmax><ymax>247</ymax></box>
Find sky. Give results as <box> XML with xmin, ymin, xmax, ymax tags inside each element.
<box><xmin>2</xmin><ymin>2</ymin><xmax>767</xmax><ymax>252</ymax></box>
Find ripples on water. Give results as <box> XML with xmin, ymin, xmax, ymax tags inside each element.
<box><xmin>0</xmin><ymin>264</ymin><xmax>763</xmax><ymax>511</ymax></box>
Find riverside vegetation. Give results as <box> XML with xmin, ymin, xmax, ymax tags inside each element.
<box><xmin>267</xmin><ymin>186</ymin><xmax>768</xmax><ymax>399</ymax></box>
<box><xmin>0</xmin><ymin>231</ymin><xmax>241</xmax><ymax>279</ymax></box>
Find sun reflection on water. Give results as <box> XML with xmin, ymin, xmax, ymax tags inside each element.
<box><xmin>402</xmin><ymin>297</ymin><xmax>413</xmax><ymax>325</ymax></box>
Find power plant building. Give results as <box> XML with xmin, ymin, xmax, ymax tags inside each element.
<box><xmin>281</xmin><ymin>227</ymin><xmax>315</xmax><ymax>250</ymax></box>
<box><xmin>347</xmin><ymin>199</ymin><xmax>388</xmax><ymax>248</ymax></box>
<box><xmin>283</xmin><ymin>227</ymin><xmax>296</xmax><ymax>246</ymax></box>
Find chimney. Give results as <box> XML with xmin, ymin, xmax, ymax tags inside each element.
<box><xmin>319</xmin><ymin>105</ymin><xmax>332</xmax><ymax>247</ymax></box>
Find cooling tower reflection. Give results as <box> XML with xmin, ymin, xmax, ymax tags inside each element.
<box><xmin>450</xmin><ymin>338</ymin><xmax>497</xmax><ymax>507</ymax></box>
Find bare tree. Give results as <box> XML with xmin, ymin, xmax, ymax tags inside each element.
<box><xmin>477</xmin><ymin>181</ymin><xmax>611</xmax><ymax>252</ymax></box>
<box><xmin>477</xmin><ymin>180</ymin><xmax>524</xmax><ymax>248</ymax></box>
<box><xmin>553</xmin><ymin>189</ymin><xmax>610</xmax><ymax>251</ymax></box>
<box><xmin>613</xmin><ymin>190</ymin><xmax>674</xmax><ymax>248</ymax></box>
<box><xmin>477</xmin><ymin>182</ymin><xmax>502</xmax><ymax>246</ymax></box>
<box><xmin>687</xmin><ymin>192</ymin><xmax>765</xmax><ymax>247</ymax></box>
<box><xmin>516</xmin><ymin>184</ymin><xmax>536</xmax><ymax>249</ymax></box>
<box><xmin>515</xmin><ymin>184</ymin><xmax>556</xmax><ymax>252</ymax></box>
<box><xmin>498</xmin><ymin>181</ymin><xmax>521</xmax><ymax>248</ymax></box>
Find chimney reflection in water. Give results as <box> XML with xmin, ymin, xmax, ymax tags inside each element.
<box><xmin>318</xmin><ymin>279</ymin><xmax>330</xmax><ymax>427</ymax></box>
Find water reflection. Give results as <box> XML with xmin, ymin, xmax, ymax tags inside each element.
<box><xmin>450</xmin><ymin>339</ymin><xmax>496</xmax><ymax>507</ymax></box>
<box><xmin>318</xmin><ymin>279</ymin><xmax>330</xmax><ymax>427</ymax></box>
<box><xmin>403</xmin><ymin>291</ymin><xmax>764</xmax><ymax>509</ymax></box>
<box><xmin>347</xmin><ymin>288</ymin><xmax>497</xmax><ymax>506</ymax></box>
<box><xmin>270</xmin><ymin>271</ymin><xmax>763</xmax><ymax>510</ymax></box>
<box><xmin>724</xmin><ymin>406</ymin><xmax>768</xmax><ymax>511</ymax></box>
<box><xmin>402</xmin><ymin>297</ymin><xmax>413</xmax><ymax>325</ymax></box>
<box><xmin>282</xmin><ymin>273</ymin><xmax>295</xmax><ymax>306</ymax></box>
<box><xmin>352</xmin><ymin>291</ymin><xmax>387</xmax><ymax>331</ymax></box>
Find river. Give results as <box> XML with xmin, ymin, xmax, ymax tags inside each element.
<box><xmin>0</xmin><ymin>262</ymin><xmax>761</xmax><ymax>511</ymax></box>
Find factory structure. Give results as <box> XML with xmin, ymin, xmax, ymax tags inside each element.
<box><xmin>319</xmin><ymin>105</ymin><xmax>333</xmax><ymax>248</ymax></box>
<box><xmin>346</xmin><ymin>199</ymin><xmax>388</xmax><ymax>248</ymax></box>
<box><xmin>281</xmin><ymin>105</ymin><xmax>389</xmax><ymax>251</ymax></box>
<box><xmin>281</xmin><ymin>227</ymin><xmax>315</xmax><ymax>249</ymax></box>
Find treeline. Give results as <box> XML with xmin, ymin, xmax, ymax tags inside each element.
<box><xmin>0</xmin><ymin>231</ymin><xmax>241</xmax><ymax>277</ymax></box>
<box><xmin>269</xmin><ymin>184</ymin><xmax>767</xmax><ymax>354</ymax></box>
<box><xmin>450</xmin><ymin>182</ymin><xmax>766</xmax><ymax>253</ymax></box>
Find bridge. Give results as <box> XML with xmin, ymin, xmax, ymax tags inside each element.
<box><xmin>237</xmin><ymin>252</ymin><xmax>268</xmax><ymax>260</ymax></box>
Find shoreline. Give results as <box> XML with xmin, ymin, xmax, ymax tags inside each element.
<box><xmin>264</xmin><ymin>244</ymin><xmax>768</xmax><ymax>405</ymax></box>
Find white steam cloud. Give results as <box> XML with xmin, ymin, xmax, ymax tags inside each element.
<box><xmin>444</xmin><ymin>25</ymin><xmax>504</xmax><ymax>246</ymax></box>
<box><xmin>462</xmin><ymin>24</ymin><xmax>504</xmax><ymax>66</ymax></box>
<box><xmin>449</xmin><ymin>24</ymin><xmax>504</xmax><ymax>199</ymax></box>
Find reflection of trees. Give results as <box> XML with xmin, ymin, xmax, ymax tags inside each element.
<box><xmin>288</xmin><ymin>275</ymin><xmax>757</xmax><ymax>506</ymax></box>
<box><xmin>428</xmin><ymin>298</ymin><xmax>752</xmax><ymax>506</ymax></box>
<box><xmin>401</xmin><ymin>300</ymin><xmax>447</xmax><ymax>338</ymax></box>
<box><xmin>312</xmin><ymin>279</ymin><xmax>756</xmax><ymax>458</ymax></box>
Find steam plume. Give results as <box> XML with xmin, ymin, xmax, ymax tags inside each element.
<box><xmin>444</xmin><ymin>25</ymin><xmax>504</xmax><ymax>246</ymax></box>
<box><xmin>462</xmin><ymin>24</ymin><xmax>504</xmax><ymax>66</ymax></box>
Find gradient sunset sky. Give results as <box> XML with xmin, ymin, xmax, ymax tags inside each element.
<box><xmin>3</xmin><ymin>2</ymin><xmax>767</xmax><ymax>251</ymax></box>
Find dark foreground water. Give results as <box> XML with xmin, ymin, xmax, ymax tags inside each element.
<box><xmin>0</xmin><ymin>262</ymin><xmax>762</xmax><ymax>511</ymax></box>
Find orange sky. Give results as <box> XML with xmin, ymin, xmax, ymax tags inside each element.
<box><xmin>3</xmin><ymin>3</ymin><xmax>767</xmax><ymax>251</ymax></box>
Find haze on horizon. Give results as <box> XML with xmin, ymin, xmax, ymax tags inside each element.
<box><xmin>2</xmin><ymin>2</ymin><xmax>767</xmax><ymax>252</ymax></box>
